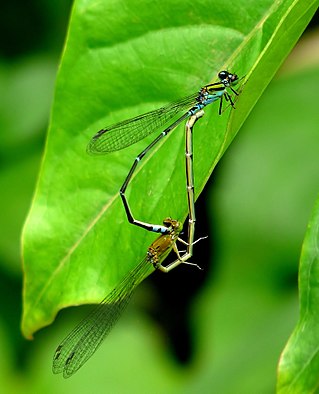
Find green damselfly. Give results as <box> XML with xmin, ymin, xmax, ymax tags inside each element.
<box><xmin>87</xmin><ymin>71</ymin><xmax>239</xmax><ymax>234</ymax></box>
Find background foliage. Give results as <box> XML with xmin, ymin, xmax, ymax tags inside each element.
<box><xmin>0</xmin><ymin>0</ymin><xmax>318</xmax><ymax>392</ymax></box>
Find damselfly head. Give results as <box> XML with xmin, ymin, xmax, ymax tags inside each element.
<box><xmin>218</xmin><ymin>70</ymin><xmax>238</xmax><ymax>86</ymax></box>
<box><xmin>162</xmin><ymin>217</ymin><xmax>183</xmax><ymax>234</ymax></box>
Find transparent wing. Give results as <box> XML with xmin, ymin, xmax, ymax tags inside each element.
<box><xmin>52</xmin><ymin>257</ymin><xmax>154</xmax><ymax>378</ymax></box>
<box><xmin>87</xmin><ymin>92</ymin><xmax>199</xmax><ymax>154</ymax></box>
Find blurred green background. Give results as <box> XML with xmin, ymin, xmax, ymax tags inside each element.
<box><xmin>1</xmin><ymin>1</ymin><xmax>319</xmax><ymax>393</ymax></box>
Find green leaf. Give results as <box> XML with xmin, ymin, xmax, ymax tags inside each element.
<box><xmin>22</xmin><ymin>0</ymin><xmax>318</xmax><ymax>338</ymax></box>
<box><xmin>277</xmin><ymin>195</ymin><xmax>319</xmax><ymax>393</ymax></box>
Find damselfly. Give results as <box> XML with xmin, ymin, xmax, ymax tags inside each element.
<box><xmin>53</xmin><ymin>112</ymin><xmax>207</xmax><ymax>378</ymax></box>
<box><xmin>87</xmin><ymin>71</ymin><xmax>240</xmax><ymax>234</ymax></box>
<box><xmin>52</xmin><ymin>217</ymin><xmax>202</xmax><ymax>378</ymax></box>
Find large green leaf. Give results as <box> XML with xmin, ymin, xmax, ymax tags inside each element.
<box><xmin>22</xmin><ymin>0</ymin><xmax>318</xmax><ymax>338</ymax></box>
<box><xmin>278</xmin><ymin>194</ymin><xmax>319</xmax><ymax>393</ymax></box>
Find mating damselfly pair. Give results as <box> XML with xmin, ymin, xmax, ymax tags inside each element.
<box><xmin>53</xmin><ymin>70</ymin><xmax>240</xmax><ymax>378</ymax></box>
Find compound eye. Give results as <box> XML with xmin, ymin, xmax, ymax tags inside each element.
<box><xmin>218</xmin><ymin>70</ymin><xmax>229</xmax><ymax>80</ymax></box>
<box><xmin>163</xmin><ymin>217</ymin><xmax>172</xmax><ymax>227</ymax></box>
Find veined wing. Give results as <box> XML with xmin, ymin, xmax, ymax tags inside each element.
<box><xmin>52</xmin><ymin>257</ymin><xmax>154</xmax><ymax>378</ymax></box>
<box><xmin>87</xmin><ymin>92</ymin><xmax>199</xmax><ymax>154</ymax></box>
